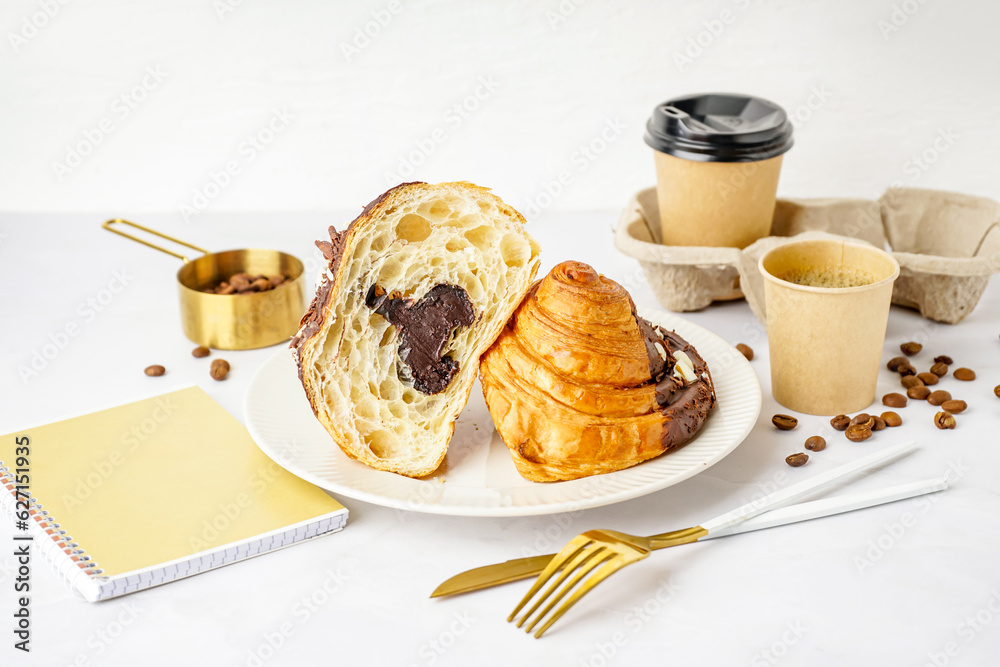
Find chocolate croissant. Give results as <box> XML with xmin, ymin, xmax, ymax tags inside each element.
<box><xmin>479</xmin><ymin>261</ymin><xmax>716</xmax><ymax>482</ymax></box>
<box><xmin>293</xmin><ymin>182</ymin><xmax>540</xmax><ymax>477</ymax></box>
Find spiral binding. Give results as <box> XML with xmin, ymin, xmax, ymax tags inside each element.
<box><xmin>0</xmin><ymin>462</ymin><xmax>107</xmax><ymax>600</ymax></box>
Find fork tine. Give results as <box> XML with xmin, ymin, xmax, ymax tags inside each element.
<box><xmin>523</xmin><ymin>550</ymin><xmax>616</xmax><ymax>634</ymax></box>
<box><xmin>516</xmin><ymin>546</ymin><xmax>609</xmax><ymax>629</ymax></box>
<box><xmin>533</xmin><ymin>556</ymin><xmax>630</xmax><ymax>638</ymax></box>
<box><xmin>507</xmin><ymin>536</ymin><xmax>593</xmax><ymax>623</ymax></box>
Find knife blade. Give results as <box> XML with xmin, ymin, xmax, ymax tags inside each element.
<box><xmin>430</xmin><ymin>476</ymin><xmax>948</xmax><ymax>598</ymax></box>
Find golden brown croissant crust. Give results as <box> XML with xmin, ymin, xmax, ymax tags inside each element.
<box><xmin>479</xmin><ymin>261</ymin><xmax>716</xmax><ymax>482</ymax></box>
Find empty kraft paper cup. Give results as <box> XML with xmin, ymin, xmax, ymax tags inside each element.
<box><xmin>645</xmin><ymin>93</ymin><xmax>794</xmax><ymax>249</ymax></box>
<box><xmin>759</xmin><ymin>239</ymin><xmax>900</xmax><ymax>415</ymax></box>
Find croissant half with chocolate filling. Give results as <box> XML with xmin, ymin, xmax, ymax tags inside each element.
<box><xmin>479</xmin><ymin>261</ymin><xmax>716</xmax><ymax>482</ymax></box>
<box><xmin>292</xmin><ymin>182</ymin><xmax>540</xmax><ymax>477</ymax></box>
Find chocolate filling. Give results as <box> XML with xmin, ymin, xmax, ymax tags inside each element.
<box><xmin>366</xmin><ymin>283</ymin><xmax>476</xmax><ymax>395</ymax></box>
<box><xmin>632</xmin><ymin>310</ymin><xmax>717</xmax><ymax>447</ymax></box>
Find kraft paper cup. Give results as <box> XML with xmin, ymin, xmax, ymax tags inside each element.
<box><xmin>653</xmin><ymin>151</ymin><xmax>784</xmax><ymax>248</ymax></box>
<box><xmin>644</xmin><ymin>93</ymin><xmax>794</xmax><ymax>249</ymax></box>
<box><xmin>759</xmin><ymin>239</ymin><xmax>900</xmax><ymax>415</ymax></box>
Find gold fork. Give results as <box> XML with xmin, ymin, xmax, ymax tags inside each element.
<box><xmin>508</xmin><ymin>526</ymin><xmax>706</xmax><ymax>637</ymax></box>
<box><xmin>509</xmin><ymin>440</ymin><xmax>919</xmax><ymax>637</ymax></box>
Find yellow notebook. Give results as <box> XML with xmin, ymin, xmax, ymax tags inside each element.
<box><xmin>0</xmin><ymin>386</ymin><xmax>347</xmax><ymax>602</ymax></box>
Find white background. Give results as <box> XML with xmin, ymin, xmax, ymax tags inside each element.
<box><xmin>2</xmin><ymin>0</ymin><xmax>999</xmax><ymax>217</ymax></box>
<box><xmin>2</xmin><ymin>2</ymin><xmax>999</xmax><ymax>667</ymax></box>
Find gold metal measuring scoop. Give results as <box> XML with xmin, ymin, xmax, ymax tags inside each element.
<box><xmin>103</xmin><ymin>219</ymin><xmax>307</xmax><ymax>350</ymax></box>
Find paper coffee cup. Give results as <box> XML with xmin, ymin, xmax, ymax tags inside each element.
<box><xmin>759</xmin><ymin>239</ymin><xmax>900</xmax><ymax>416</ymax></box>
<box><xmin>645</xmin><ymin>93</ymin><xmax>793</xmax><ymax>249</ymax></box>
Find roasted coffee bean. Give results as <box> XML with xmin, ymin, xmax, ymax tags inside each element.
<box><xmin>144</xmin><ymin>364</ymin><xmax>165</xmax><ymax>377</ymax></box>
<box><xmin>907</xmin><ymin>385</ymin><xmax>931</xmax><ymax>400</ymax></box>
<box><xmin>927</xmin><ymin>390</ymin><xmax>952</xmax><ymax>406</ymax></box>
<box><xmin>830</xmin><ymin>414</ymin><xmax>851</xmax><ymax>431</ymax></box>
<box><xmin>845</xmin><ymin>424</ymin><xmax>873</xmax><ymax>442</ymax></box>
<box><xmin>850</xmin><ymin>413</ymin><xmax>874</xmax><ymax>428</ymax></box>
<box><xmin>804</xmin><ymin>436</ymin><xmax>826</xmax><ymax>452</ymax></box>
<box><xmin>933</xmin><ymin>355</ymin><xmax>954</xmax><ymax>365</ymax></box>
<box><xmin>887</xmin><ymin>356</ymin><xmax>908</xmax><ymax>372</ymax></box>
<box><xmin>897</xmin><ymin>363</ymin><xmax>917</xmax><ymax>377</ymax></box>
<box><xmin>934</xmin><ymin>411</ymin><xmax>956</xmax><ymax>430</ymax></box>
<box><xmin>881</xmin><ymin>411</ymin><xmax>902</xmax><ymax>427</ymax></box>
<box><xmin>901</xmin><ymin>375</ymin><xmax>924</xmax><ymax>389</ymax></box>
<box><xmin>736</xmin><ymin>343</ymin><xmax>754</xmax><ymax>361</ymax></box>
<box><xmin>210</xmin><ymin>358</ymin><xmax>230</xmax><ymax>381</ymax></box>
<box><xmin>995</xmin><ymin>384</ymin><xmax>1000</xmax><ymax>399</ymax></box>
<box><xmin>882</xmin><ymin>393</ymin><xmax>907</xmax><ymax>408</ymax></box>
<box><xmin>785</xmin><ymin>453</ymin><xmax>809</xmax><ymax>467</ymax></box>
<box><xmin>954</xmin><ymin>367</ymin><xmax>976</xmax><ymax>381</ymax></box>
<box><xmin>772</xmin><ymin>414</ymin><xmax>798</xmax><ymax>430</ymax></box>
<box><xmin>192</xmin><ymin>346</ymin><xmax>211</xmax><ymax>358</ymax></box>
<box><xmin>900</xmin><ymin>342</ymin><xmax>922</xmax><ymax>356</ymax></box>
<box><xmin>929</xmin><ymin>362</ymin><xmax>949</xmax><ymax>377</ymax></box>
<box><xmin>872</xmin><ymin>416</ymin><xmax>886</xmax><ymax>431</ymax></box>
<box><xmin>916</xmin><ymin>372</ymin><xmax>939</xmax><ymax>386</ymax></box>
<box><xmin>940</xmin><ymin>399</ymin><xmax>967</xmax><ymax>414</ymax></box>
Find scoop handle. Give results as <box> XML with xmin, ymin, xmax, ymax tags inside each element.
<box><xmin>102</xmin><ymin>219</ymin><xmax>210</xmax><ymax>263</ymax></box>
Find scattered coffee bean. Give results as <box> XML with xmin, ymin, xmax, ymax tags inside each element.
<box><xmin>845</xmin><ymin>424</ymin><xmax>873</xmax><ymax>442</ymax></box>
<box><xmin>933</xmin><ymin>411</ymin><xmax>956</xmax><ymax>430</ymax></box>
<box><xmin>940</xmin><ymin>399</ymin><xmax>967</xmax><ymax>414</ymax></box>
<box><xmin>882</xmin><ymin>393</ymin><xmax>907</xmax><ymax>408</ymax></box>
<box><xmin>900</xmin><ymin>342</ymin><xmax>922</xmax><ymax>356</ymax></box>
<box><xmin>830</xmin><ymin>414</ymin><xmax>850</xmax><ymax>431</ymax></box>
<box><xmin>953</xmin><ymin>367</ymin><xmax>976</xmax><ymax>381</ymax></box>
<box><xmin>927</xmin><ymin>390</ymin><xmax>952</xmax><ymax>406</ymax></box>
<box><xmin>897</xmin><ymin>363</ymin><xmax>917</xmax><ymax>377</ymax></box>
<box><xmin>210</xmin><ymin>359</ymin><xmax>230</xmax><ymax>381</ymax></box>
<box><xmin>850</xmin><ymin>413</ymin><xmax>875</xmax><ymax>428</ymax></box>
<box><xmin>933</xmin><ymin>355</ymin><xmax>954</xmax><ymax>365</ymax></box>
<box><xmin>881</xmin><ymin>411</ymin><xmax>902</xmax><ymax>427</ymax></box>
<box><xmin>995</xmin><ymin>384</ymin><xmax>1000</xmax><ymax>399</ymax></box>
<box><xmin>192</xmin><ymin>346</ymin><xmax>211</xmax><ymax>358</ymax></box>
<box><xmin>872</xmin><ymin>416</ymin><xmax>886</xmax><ymax>431</ymax></box>
<box><xmin>785</xmin><ymin>453</ymin><xmax>809</xmax><ymax>467</ymax></box>
<box><xmin>907</xmin><ymin>385</ymin><xmax>931</xmax><ymax>400</ymax></box>
<box><xmin>144</xmin><ymin>364</ymin><xmax>165</xmax><ymax>377</ymax></box>
<box><xmin>916</xmin><ymin>372</ymin><xmax>939</xmax><ymax>386</ymax></box>
<box><xmin>886</xmin><ymin>356</ymin><xmax>908</xmax><ymax>372</ymax></box>
<box><xmin>901</xmin><ymin>375</ymin><xmax>924</xmax><ymax>389</ymax></box>
<box><xmin>736</xmin><ymin>343</ymin><xmax>754</xmax><ymax>361</ymax></box>
<box><xmin>804</xmin><ymin>436</ymin><xmax>826</xmax><ymax>452</ymax></box>
<box><xmin>772</xmin><ymin>414</ymin><xmax>798</xmax><ymax>430</ymax></box>
<box><xmin>929</xmin><ymin>362</ymin><xmax>949</xmax><ymax>377</ymax></box>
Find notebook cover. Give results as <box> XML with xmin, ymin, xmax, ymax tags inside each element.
<box><xmin>0</xmin><ymin>386</ymin><xmax>345</xmax><ymax>577</ymax></box>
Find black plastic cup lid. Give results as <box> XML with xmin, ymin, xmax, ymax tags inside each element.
<box><xmin>644</xmin><ymin>93</ymin><xmax>794</xmax><ymax>163</ymax></box>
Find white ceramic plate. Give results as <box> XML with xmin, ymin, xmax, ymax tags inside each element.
<box><xmin>243</xmin><ymin>308</ymin><xmax>761</xmax><ymax>517</ymax></box>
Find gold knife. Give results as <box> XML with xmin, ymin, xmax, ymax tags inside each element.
<box><xmin>430</xmin><ymin>475</ymin><xmax>948</xmax><ymax>598</ymax></box>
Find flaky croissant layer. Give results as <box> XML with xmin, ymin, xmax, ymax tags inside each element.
<box><xmin>480</xmin><ymin>261</ymin><xmax>716</xmax><ymax>482</ymax></box>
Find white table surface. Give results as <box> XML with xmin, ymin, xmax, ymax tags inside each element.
<box><xmin>2</xmin><ymin>211</ymin><xmax>998</xmax><ymax>666</ymax></box>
